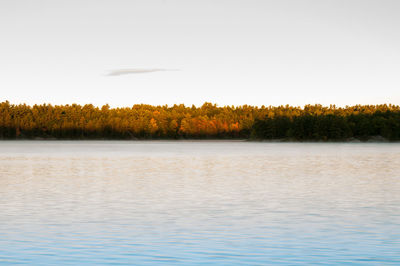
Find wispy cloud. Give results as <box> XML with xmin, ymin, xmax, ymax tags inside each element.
<box><xmin>107</xmin><ymin>68</ymin><xmax>178</xmax><ymax>76</ymax></box>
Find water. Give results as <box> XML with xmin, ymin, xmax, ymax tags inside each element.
<box><xmin>0</xmin><ymin>141</ymin><xmax>399</xmax><ymax>265</ymax></box>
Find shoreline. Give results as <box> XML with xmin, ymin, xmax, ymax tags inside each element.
<box><xmin>0</xmin><ymin>137</ymin><xmax>397</xmax><ymax>143</ymax></box>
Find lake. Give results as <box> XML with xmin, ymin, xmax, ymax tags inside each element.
<box><xmin>0</xmin><ymin>141</ymin><xmax>399</xmax><ymax>265</ymax></box>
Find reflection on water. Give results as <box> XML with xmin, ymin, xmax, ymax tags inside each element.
<box><xmin>0</xmin><ymin>141</ymin><xmax>399</xmax><ymax>265</ymax></box>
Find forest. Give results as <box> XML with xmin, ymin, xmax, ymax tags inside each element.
<box><xmin>0</xmin><ymin>101</ymin><xmax>399</xmax><ymax>141</ymax></box>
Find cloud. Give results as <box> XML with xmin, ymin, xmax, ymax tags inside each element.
<box><xmin>107</xmin><ymin>68</ymin><xmax>178</xmax><ymax>76</ymax></box>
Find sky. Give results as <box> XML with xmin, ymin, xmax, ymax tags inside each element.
<box><xmin>1</xmin><ymin>0</ymin><xmax>400</xmax><ymax>107</ymax></box>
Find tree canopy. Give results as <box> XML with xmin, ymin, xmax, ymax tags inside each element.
<box><xmin>0</xmin><ymin>101</ymin><xmax>399</xmax><ymax>141</ymax></box>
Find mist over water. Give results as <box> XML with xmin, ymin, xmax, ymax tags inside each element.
<box><xmin>0</xmin><ymin>141</ymin><xmax>399</xmax><ymax>265</ymax></box>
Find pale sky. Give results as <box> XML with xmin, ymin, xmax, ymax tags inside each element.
<box><xmin>1</xmin><ymin>0</ymin><xmax>400</xmax><ymax>107</ymax></box>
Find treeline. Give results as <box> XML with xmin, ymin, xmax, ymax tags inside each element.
<box><xmin>0</xmin><ymin>101</ymin><xmax>399</xmax><ymax>141</ymax></box>
<box><xmin>0</xmin><ymin>101</ymin><xmax>256</xmax><ymax>139</ymax></box>
<box><xmin>252</xmin><ymin>105</ymin><xmax>400</xmax><ymax>141</ymax></box>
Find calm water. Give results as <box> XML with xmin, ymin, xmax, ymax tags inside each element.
<box><xmin>0</xmin><ymin>141</ymin><xmax>399</xmax><ymax>265</ymax></box>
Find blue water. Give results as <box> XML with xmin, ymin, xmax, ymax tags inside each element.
<box><xmin>0</xmin><ymin>141</ymin><xmax>399</xmax><ymax>265</ymax></box>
